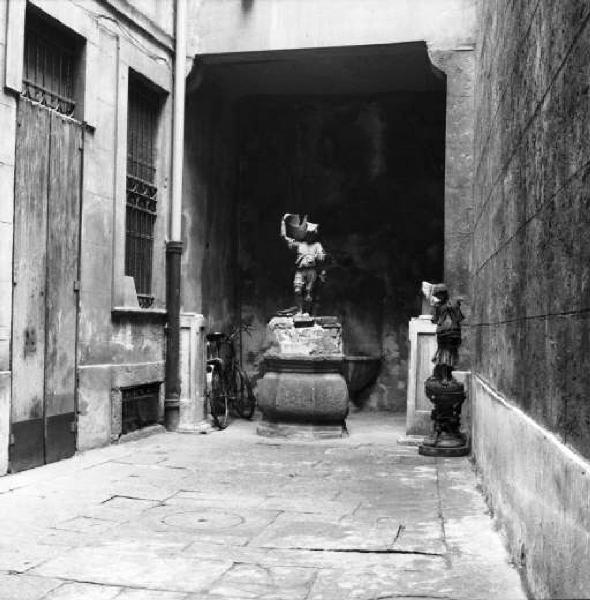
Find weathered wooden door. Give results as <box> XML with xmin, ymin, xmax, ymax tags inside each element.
<box><xmin>11</xmin><ymin>99</ymin><xmax>82</xmax><ymax>472</ymax></box>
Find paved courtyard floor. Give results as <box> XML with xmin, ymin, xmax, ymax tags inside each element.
<box><xmin>0</xmin><ymin>412</ymin><xmax>527</xmax><ymax>600</ymax></box>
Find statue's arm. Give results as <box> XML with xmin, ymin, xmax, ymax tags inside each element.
<box><xmin>431</xmin><ymin>304</ymin><xmax>440</xmax><ymax>324</ymax></box>
<box><xmin>315</xmin><ymin>242</ymin><xmax>327</xmax><ymax>262</ymax></box>
<box><xmin>280</xmin><ymin>214</ymin><xmax>296</xmax><ymax>248</ymax></box>
<box><xmin>280</xmin><ymin>214</ymin><xmax>288</xmax><ymax>239</ymax></box>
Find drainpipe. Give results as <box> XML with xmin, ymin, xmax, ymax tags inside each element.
<box><xmin>165</xmin><ymin>0</ymin><xmax>187</xmax><ymax>430</ymax></box>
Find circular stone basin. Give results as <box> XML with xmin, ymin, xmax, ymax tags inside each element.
<box><xmin>162</xmin><ymin>510</ymin><xmax>244</xmax><ymax>530</ymax></box>
<box><xmin>263</xmin><ymin>354</ymin><xmax>344</xmax><ymax>373</ymax></box>
<box><xmin>257</xmin><ymin>354</ymin><xmax>349</xmax><ymax>424</ymax></box>
<box><xmin>343</xmin><ymin>355</ymin><xmax>382</xmax><ymax>393</ymax></box>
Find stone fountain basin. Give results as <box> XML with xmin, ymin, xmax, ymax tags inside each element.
<box><xmin>343</xmin><ymin>355</ymin><xmax>382</xmax><ymax>394</ymax></box>
<box><xmin>257</xmin><ymin>354</ymin><xmax>348</xmax><ymax>423</ymax></box>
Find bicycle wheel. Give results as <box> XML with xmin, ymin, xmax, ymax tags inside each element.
<box><xmin>209</xmin><ymin>366</ymin><xmax>229</xmax><ymax>429</ymax></box>
<box><xmin>232</xmin><ymin>364</ymin><xmax>256</xmax><ymax>419</ymax></box>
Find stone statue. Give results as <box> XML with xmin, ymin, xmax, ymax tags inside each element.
<box><xmin>419</xmin><ymin>282</ymin><xmax>468</xmax><ymax>456</ymax></box>
<box><xmin>280</xmin><ymin>213</ymin><xmax>328</xmax><ymax>315</ymax></box>
<box><xmin>256</xmin><ymin>216</ymin><xmax>347</xmax><ymax>440</ymax></box>
<box><xmin>422</xmin><ymin>282</ymin><xmax>464</xmax><ymax>385</ymax></box>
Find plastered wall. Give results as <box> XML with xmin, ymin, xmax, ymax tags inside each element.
<box><xmin>0</xmin><ymin>0</ymin><xmax>175</xmax><ymax>466</ymax></box>
<box><xmin>181</xmin><ymin>88</ymin><xmax>239</xmax><ymax>333</ymax></box>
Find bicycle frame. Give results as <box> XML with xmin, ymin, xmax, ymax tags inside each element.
<box><xmin>205</xmin><ymin>326</ymin><xmax>256</xmax><ymax>427</ymax></box>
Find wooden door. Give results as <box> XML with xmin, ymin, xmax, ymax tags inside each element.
<box><xmin>44</xmin><ymin>110</ymin><xmax>81</xmax><ymax>464</ymax></box>
<box><xmin>10</xmin><ymin>99</ymin><xmax>82</xmax><ymax>472</ymax></box>
<box><xmin>11</xmin><ymin>101</ymin><xmax>51</xmax><ymax>471</ymax></box>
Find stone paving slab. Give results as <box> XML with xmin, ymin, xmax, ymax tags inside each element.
<box><xmin>0</xmin><ymin>574</ymin><xmax>62</xmax><ymax>600</ymax></box>
<box><xmin>0</xmin><ymin>413</ymin><xmax>527</xmax><ymax>599</ymax></box>
<box><xmin>32</xmin><ymin>548</ymin><xmax>232</xmax><ymax>593</ymax></box>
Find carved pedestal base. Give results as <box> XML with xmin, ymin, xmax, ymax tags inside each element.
<box><xmin>257</xmin><ymin>356</ymin><xmax>349</xmax><ymax>427</ymax></box>
<box><xmin>257</xmin><ymin>317</ymin><xmax>349</xmax><ymax>438</ymax></box>
<box><xmin>418</xmin><ymin>377</ymin><xmax>469</xmax><ymax>457</ymax></box>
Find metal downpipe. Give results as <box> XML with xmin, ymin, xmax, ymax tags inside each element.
<box><xmin>165</xmin><ymin>0</ymin><xmax>187</xmax><ymax>430</ymax></box>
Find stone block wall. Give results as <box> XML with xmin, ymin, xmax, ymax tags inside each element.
<box><xmin>473</xmin><ymin>0</ymin><xmax>590</xmax><ymax>456</ymax></box>
<box><xmin>472</xmin><ymin>1</ymin><xmax>590</xmax><ymax>597</ymax></box>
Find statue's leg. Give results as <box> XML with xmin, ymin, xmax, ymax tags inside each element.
<box><xmin>293</xmin><ymin>271</ymin><xmax>304</xmax><ymax>314</ymax></box>
<box><xmin>306</xmin><ymin>270</ymin><xmax>318</xmax><ymax>315</ymax></box>
<box><xmin>311</xmin><ymin>282</ymin><xmax>321</xmax><ymax>316</ymax></box>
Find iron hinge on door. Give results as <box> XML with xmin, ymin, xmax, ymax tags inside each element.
<box><xmin>69</xmin><ymin>420</ymin><xmax>76</xmax><ymax>434</ymax></box>
<box><xmin>73</xmin><ymin>280</ymin><xmax>80</xmax><ymax>292</ymax></box>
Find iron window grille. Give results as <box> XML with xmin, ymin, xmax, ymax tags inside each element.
<box><xmin>125</xmin><ymin>77</ymin><xmax>160</xmax><ymax>309</ymax></box>
<box><xmin>121</xmin><ymin>383</ymin><xmax>160</xmax><ymax>434</ymax></box>
<box><xmin>22</xmin><ymin>14</ymin><xmax>78</xmax><ymax>116</ymax></box>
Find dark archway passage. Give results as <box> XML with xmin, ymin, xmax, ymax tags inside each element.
<box><xmin>182</xmin><ymin>42</ymin><xmax>446</xmax><ymax>410</ymax></box>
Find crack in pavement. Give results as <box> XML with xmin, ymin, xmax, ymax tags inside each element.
<box><xmin>270</xmin><ymin>546</ymin><xmax>444</xmax><ymax>557</ymax></box>
<box><xmin>435</xmin><ymin>460</ymin><xmax>453</xmax><ymax>569</ymax></box>
<box><xmin>392</xmin><ymin>523</ymin><xmax>406</xmax><ymax>545</ymax></box>
<box><xmin>376</xmin><ymin>595</ymin><xmax>454</xmax><ymax>599</ymax></box>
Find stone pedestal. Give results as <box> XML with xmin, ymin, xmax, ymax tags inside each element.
<box><xmin>401</xmin><ymin>313</ymin><xmax>472</xmax><ymax>446</ymax></box>
<box><xmin>177</xmin><ymin>313</ymin><xmax>207</xmax><ymax>433</ymax></box>
<box><xmin>404</xmin><ymin>315</ymin><xmax>437</xmax><ymax>437</ymax></box>
<box><xmin>418</xmin><ymin>377</ymin><xmax>470</xmax><ymax>457</ymax></box>
<box><xmin>257</xmin><ymin>316</ymin><xmax>348</xmax><ymax>438</ymax></box>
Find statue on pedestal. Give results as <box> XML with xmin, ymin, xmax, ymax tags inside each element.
<box><xmin>423</xmin><ymin>282</ymin><xmax>464</xmax><ymax>385</ymax></box>
<box><xmin>419</xmin><ymin>282</ymin><xmax>469</xmax><ymax>457</ymax></box>
<box><xmin>255</xmin><ymin>213</ymin><xmax>348</xmax><ymax>439</ymax></box>
<box><xmin>280</xmin><ymin>213</ymin><xmax>328</xmax><ymax>315</ymax></box>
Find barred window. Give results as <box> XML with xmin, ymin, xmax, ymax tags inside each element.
<box><xmin>22</xmin><ymin>10</ymin><xmax>80</xmax><ymax>117</ymax></box>
<box><xmin>125</xmin><ymin>75</ymin><xmax>160</xmax><ymax>309</ymax></box>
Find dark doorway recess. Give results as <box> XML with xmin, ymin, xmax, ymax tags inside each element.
<box><xmin>184</xmin><ymin>42</ymin><xmax>446</xmax><ymax>411</ymax></box>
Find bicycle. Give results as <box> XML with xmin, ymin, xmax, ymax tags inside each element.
<box><xmin>205</xmin><ymin>327</ymin><xmax>256</xmax><ymax>429</ymax></box>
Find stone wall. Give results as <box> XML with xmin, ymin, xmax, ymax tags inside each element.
<box><xmin>238</xmin><ymin>94</ymin><xmax>445</xmax><ymax>410</ymax></box>
<box><xmin>472</xmin><ymin>1</ymin><xmax>590</xmax><ymax>597</ymax></box>
<box><xmin>473</xmin><ymin>0</ymin><xmax>590</xmax><ymax>458</ymax></box>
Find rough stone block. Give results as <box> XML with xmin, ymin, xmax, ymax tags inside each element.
<box><xmin>267</xmin><ymin>316</ymin><xmax>342</xmax><ymax>356</ymax></box>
